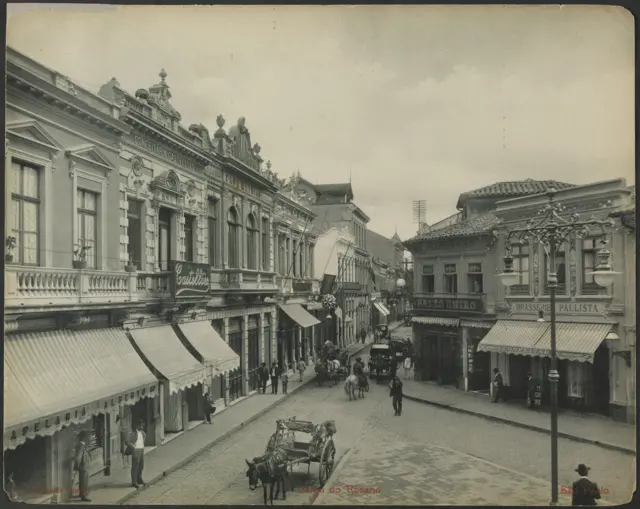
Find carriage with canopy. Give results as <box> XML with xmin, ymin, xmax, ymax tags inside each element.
<box><xmin>265</xmin><ymin>416</ymin><xmax>337</xmax><ymax>487</ymax></box>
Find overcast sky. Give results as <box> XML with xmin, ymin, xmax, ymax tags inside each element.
<box><xmin>7</xmin><ymin>4</ymin><xmax>634</xmax><ymax>241</ymax></box>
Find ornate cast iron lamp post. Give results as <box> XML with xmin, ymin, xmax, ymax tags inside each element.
<box><xmin>496</xmin><ymin>188</ymin><xmax>620</xmax><ymax>505</ymax></box>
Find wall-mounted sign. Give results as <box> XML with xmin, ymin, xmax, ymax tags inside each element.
<box><xmin>413</xmin><ymin>296</ymin><xmax>485</xmax><ymax>314</ymax></box>
<box><xmin>507</xmin><ymin>300</ymin><xmax>608</xmax><ymax>316</ymax></box>
<box><xmin>132</xmin><ymin>135</ymin><xmax>199</xmax><ymax>172</ymax></box>
<box><xmin>171</xmin><ymin>261</ymin><xmax>211</xmax><ymax>298</ymax></box>
<box><xmin>223</xmin><ymin>173</ymin><xmax>261</xmax><ymax>198</ymax></box>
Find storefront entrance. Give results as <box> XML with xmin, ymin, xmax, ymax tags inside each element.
<box><xmin>228</xmin><ymin>318</ymin><xmax>244</xmax><ymax>401</ymax></box>
<box><xmin>4</xmin><ymin>435</ymin><xmax>49</xmax><ymax>502</ymax></box>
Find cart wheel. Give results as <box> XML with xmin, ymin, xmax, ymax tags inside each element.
<box><xmin>318</xmin><ymin>438</ymin><xmax>336</xmax><ymax>487</ymax></box>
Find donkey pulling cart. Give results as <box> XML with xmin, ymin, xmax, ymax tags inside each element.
<box><xmin>267</xmin><ymin>416</ymin><xmax>337</xmax><ymax>486</ymax></box>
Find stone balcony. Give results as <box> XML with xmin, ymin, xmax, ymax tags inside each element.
<box><xmin>4</xmin><ymin>265</ymin><xmax>143</xmax><ymax>311</ymax></box>
<box><xmin>215</xmin><ymin>268</ymin><xmax>278</xmax><ymax>293</ymax></box>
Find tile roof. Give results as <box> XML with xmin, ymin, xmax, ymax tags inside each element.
<box><xmin>456</xmin><ymin>179</ymin><xmax>575</xmax><ymax>208</ymax></box>
<box><xmin>404</xmin><ymin>212</ymin><xmax>500</xmax><ymax>245</ymax></box>
<box><xmin>314</xmin><ymin>183</ymin><xmax>353</xmax><ymax>195</ymax></box>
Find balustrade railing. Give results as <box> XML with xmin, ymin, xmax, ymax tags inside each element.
<box><xmin>136</xmin><ymin>271</ymin><xmax>172</xmax><ymax>299</ymax></box>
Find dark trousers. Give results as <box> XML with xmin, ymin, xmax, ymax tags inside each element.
<box><xmin>271</xmin><ymin>376</ymin><xmax>279</xmax><ymax>393</ymax></box>
<box><xmin>131</xmin><ymin>449</ymin><xmax>145</xmax><ymax>485</ymax></box>
<box><xmin>204</xmin><ymin>408</ymin><xmax>212</xmax><ymax>423</ymax></box>
<box><xmin>261</xmin><ymin>378</ymin><xmax>268</xmax><ymax>394</ymax></box>
<box><xmin>78</xmin><ymin>469</ymin><xmax>90</xmax><ymax>499</ymax></box>
<box><xmin>392</xmin><ymin>395</ymin><xmax>403</xmax><ymax>415</ymax></box>
<box><xmin>492</xmin><ymin>384</ymin><xmax>505</xmax><ymax>402</ymax></box>
<box><xmin>282</xmin><ymin>380</ymin><xmax>288</xmax><ymax>394</ymax></box>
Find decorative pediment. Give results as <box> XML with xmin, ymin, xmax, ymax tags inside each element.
<box><xmin>227</xmin><ymin>117</ymin><xmax>261</xmax><ymax>171</ymax></box>
<box><xmin>6</xmin><ymin>120</ymin><xmax>64</xmax><ymax>154</ymax></box>
<box><xmin>150</xmin><ymin>170</ymin><xmax>184</xmax><ymax>195</ymax></box>
<box><xmin>66</xmin><ymin>144</ymin><xmax>117</xmax><ymax>178</ymax></box>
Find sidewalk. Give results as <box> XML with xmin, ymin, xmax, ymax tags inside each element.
<box><xmin>83</xmin><ymin>365</ymin><xmax>317</xmax><ymax>505</ymax></box>
<box><xmin>403</xmin><ymin>380</ymin><xmax>636</xmax><ymax>455</ymax></box>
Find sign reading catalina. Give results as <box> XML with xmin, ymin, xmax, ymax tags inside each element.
<box><xmin>509</xmin><ymin>301</ymin><xmax>607</xmax><ymax>316</ymax></box>
<box><xmin>172</xmin><ymin>262</ymin><xmax>211</xmax><ymax>298</ymax></box>
<box><xmin>413</xmin><ymin>296</ymin><xmax>484</xmax><ymax>313</ymax></box>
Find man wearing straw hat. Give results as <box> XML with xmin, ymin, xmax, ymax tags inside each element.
<box><xmin>571</xmin><ymin>463</ymin><xmax>601</xmax><ymax>506</ymax></box>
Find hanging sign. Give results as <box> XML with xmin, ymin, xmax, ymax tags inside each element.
<box><xmin>171</xmin><ymin>261</ymin><xmax>211</xmax><ymax>298</ymax></box>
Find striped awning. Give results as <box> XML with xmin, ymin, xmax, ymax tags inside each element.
<box><xmin>411</xmin><ymin>316</ymin><xmax>460</xmax><ymax>327</ymax></box>
<box><xmin>279</xmin><ymin>304</ymin><xmax>321</xmax><ymax>328</ymax></box>
<box><xmin>177</xmin><ymin>321</ymin><xmax>240</xmax><ymax>376</ymax></box>
<box><xmin>373</xmin><ymin>301</ymin><xmax>390</xmax><ymax>316</ymax></box>
<box><xmin>4</xmin><ymin>328</ymin><xmax>158</xmax><ymax>450</ymax></box>
<box><xmin>477</xmin><ymin>321</ymin><xmax>550</xmax><ymax>356</ymax></box>
<box><xmin>129</xmin><ymin>326</ymin><xmax>209</xmax><ymax>394</ymax></box>
<box><xmin>391</xmin><ymin>326</ymin><xmax>413</xmax><ymax>340</ymax></box>
<box><xmin>460</xmin><ymin>319</ymin><xmax>494</xmax><ymax>329</ymax></box>
<box><xmin>533</xmin><ymin>322</ymin><xmax>612</xmax><ymax>363</ymax></box>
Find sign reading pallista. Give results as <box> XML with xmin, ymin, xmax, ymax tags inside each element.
<box><xmin>509</xmin><ymin>301</ymin><xmax>607</xmax><ymax>315</ymax></box>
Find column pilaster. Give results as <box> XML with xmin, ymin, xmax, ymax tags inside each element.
<box><xmin>242</xmin><ymin>314</ymin><xmax>249</xmax><ymax>395</ymax></box>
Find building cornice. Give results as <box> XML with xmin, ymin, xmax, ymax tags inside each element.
<box><xmin>274</xmin><ymin>193</ymin><xmax>316</xmax><ymax>220</ymax></box>
<box><xmin>222</xmin><ymin>157</ymin><xmax>279</xmax><ymax>193</ymax></box>
<box><xmin>6</xmin><ymin>63</ymin><xmax>130</xmax><ymax>136</ymax></box>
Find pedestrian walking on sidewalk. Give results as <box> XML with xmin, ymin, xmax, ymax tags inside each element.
<box><xmin>73</xmin><ymin>431</ymin><xmax>92</xmax><ymax>501</ymax></box>
<box><xmin>403</xmin><ymin>355</ymin><xmax>413</xmax><ymax>380</ymax></box>
<box><xmin>389</xmin><ymin>376</ymin><xmax>404</xmax><ymax>416</ymax></box>
<box><xmin>282</xmin><ymin>366</ymin><xmax>290</xmax><ymax>394</ymax></box>
<box><xmin>492</xmin><ymin>368</ymin><xmax>505</xmax><ymax>403</ymax></box>
<box><xmin>259</xmin><ymin>362</ymin><xmax>269</xmax><ymax>394</ymax></box>
<box><xmin>125</xmin><ymin>420</ymin><xmax>147</xmax><ymax>489</ymax></box>
<box><xmin>360</xmin><ymin>325</ymin><xmax>367</xmax><ymax>344</ymax></box>
<box><xmin>297</xmin><ymin>359</ymin><xmax>307</xmax><ymax>382</ymax></box>
<box><xmin>270</xmin><ymin>362</ymin><xmax>281</xmax><ymax>394</ymax></box>
<box><xmin>203</xmin><ymin>393</ymin><xmax>216</xmax><ymax>424</ymax></box>
<box><xmin>571</xmin><ymin>463</ymin><xmax>601</xmax><ymax>506</ymax></box>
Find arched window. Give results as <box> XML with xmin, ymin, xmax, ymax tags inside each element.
<box><xmin>227</xmin><ymin>207</ymin><xmax>240</xmax><ymax>268</ymax></box>
<box><xmin>246</xmin><ymin>213</ymin><xmax>258</xmax><ymax>270</ymax></box>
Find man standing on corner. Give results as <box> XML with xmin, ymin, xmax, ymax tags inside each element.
<box><xmin>73</xmin><ymin>431</ymin><xmax>92</xmax><ymax>502</ymax></box>
<box><xmin>126</xmin><ymin>420</ymin><xmax>147</xmax><ymax>489</ymax></box>
<box><xmin>492</xmin><ymin>367</ymin><xmax>505</xmax><ymax>403</ymax></box>
<box><xmin>270</xmin><ymin>361</ymin><xmax>281</xmax><ymax>394</ymax></box>
<box><xmin>389</xmin><ymin>375</ymin><xmax>404</xmax><ymax>416</ymax></box>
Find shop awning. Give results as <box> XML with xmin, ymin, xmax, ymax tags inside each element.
<box><xmin>279</xmin><ymin>304</ymin><xmax>321</xmax><ymax>328</ymax></box>
<box><xmin>129</xmin><ymin>326</ymin><xmax>209</xmax><ymax>394</ymax></box>
<box><xmin>177</xmin><ymin>321</ymin><xmax>240</xmax><ymax>376</ymax></box>
<box><xmin>411</xmin><ymin>316</ymin><xmax>460</xmax><ymax>327</ymax></box>
<box><xmin>373</xmin><ymin>301</ymin><xmax>390</xmax><ymax>316</ymax></box>
<box><xmin>477</xmin><ymin>320</ymin><xmax>550</xmax><ymax>356</ymax></box>
<box><xmin>4</xmin><ymin>328</ymin><xmax>158</xmax><ymax>450</ymax></box>
<box><xmin>460</xmin><ymin>319</ymin><xmax>494</xmax><ymax>329</ymax></box>
<box><xmin>533</xmin><ymin>322</ymin><xmax>612</xmax><ymax>363</ymax></box>
<box><xmin>391</xmin><ymin>326</ymin><xmax>413</xmax><ymax>340</ymax></box>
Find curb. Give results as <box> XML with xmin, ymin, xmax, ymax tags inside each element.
<box><xmin>311</xmin><ymin>447</ymin><xmax>355</xmax><ymax>506</ymax></box>
<box><xmin>116</xmin><ymin>380</ymin><xmax>314</xmax><ymax>504</ymax></box>
<box><xmin>403</xmin><ymin>394</ymin><xmax>636</xmax><ymax>456</ymax></box>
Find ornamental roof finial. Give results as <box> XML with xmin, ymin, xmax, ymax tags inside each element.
<box><xmin>159</xmin><ymin>69</ymin><xmax>167</xmax><ymax>83</ymax></box>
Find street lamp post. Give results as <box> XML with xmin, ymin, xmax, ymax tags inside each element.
<box><xmin>496</xmin><ymin>188</ymin><xmax>620</xmax><ymax>506</ymax></box>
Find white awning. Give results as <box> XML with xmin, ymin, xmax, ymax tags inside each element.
<box><xmin>4</xmin><ymin>328</ymin><xmax>158</xmax><ymax>450</ymax></box>
<box><xmin>477</xmin><ymin>320</ymin><xmax>550</xmax><ymax>356</ymax></box>
<box><xmin>533</xmin><ymin>322</ymin><xmax>612</xmax><ymax>363</ymax></box>
<box><xmin>373</xmin><ymin>301</ymin><xmax>390</xmax><ymax>316</ymax></box>
<box><xmin>411</xmin><ymin>316</ymin><xmax>460</xmax><ymax>327</ymax></box>
<box><xmin>129</xmin><ymin>326</ymin><xmax>209</xmax><ymax>394</ymax></box>
<box><xmin>279</xmin><ymin>304</ymin><xmax>321</xmax><ymax>328</ymax></box>
<box><xmin>177</xmin><ymin>321</ymin><xmax>240</xmax><ymax>376</ymax></box>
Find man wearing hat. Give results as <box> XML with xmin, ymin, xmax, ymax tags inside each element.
<box><xmin>73</xmin><ymin>431</ymin><xmax>92</xmax><ymax>501</ymax></box>
<box><xmin>353</xmin><ymin>357</ymin><xmax>366</xmax><ymax>386</ymax></box>
<box><xmin>571</xmin><ymin>463</ymin><xmax>601</xmax><ymax>506</ymax></box>
<box><xmin>125</xmin><ymin>420</ymin><xmax>147</xmax><ymax>489</ymax></box>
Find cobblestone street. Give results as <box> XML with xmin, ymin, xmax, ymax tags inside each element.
<box><xmin>125</xmin><ymin>379</ymin><xmax>634</xmax><ymax>506</ymax></box>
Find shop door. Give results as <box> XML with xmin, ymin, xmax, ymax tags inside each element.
<box><xmin>228</xmin><ymin>328</ymin><xmax>244</xmax><ymax>401</ymax></box>
<box><xmin>470</xmin><ymin>350</ymin><xmax>491</xmax><ymax>391</ymax></box>
<box><xmin>247</xmin><ymin>328</ymin><xmax>260</xmax><ymax>392</ymax></box>
<box><xmin>592</xmin><ymin>344</ymin><xmax>610</xmax><ymax>415</ymax></box>
<box><xmin>437</xmin><ymin>336</ymin><xmax>458</xmax><ymax>386</ymax></box>
<box><xmin>186</xmin><ymin>384</ymin><xmax>204</xmax><ymax>421</ymax></box>
<box><xmin>421</xmin><ymin>335</ymin><xmax>438</xmax><ymax>381</ymax></box>
<box><xmin>509</xmin><ymin>356</ymin><xmax>530</xmax><ymax>400</ymax></box>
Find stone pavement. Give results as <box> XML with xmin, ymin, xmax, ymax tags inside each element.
<box><xmin>82</xmin><ymin>365</ymin><xmax>317</xmax><ymax>505</ymax></box>
<box><xmin>403</xmin><ymin>380</ymin><xmax>636</xmax><ymax>455</ymax></box>
<box><xmin>315</xmin><ymin>407</ymin><xmax>618</xmax><ymax>507</ymax></box>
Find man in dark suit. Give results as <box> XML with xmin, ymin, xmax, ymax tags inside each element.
<box><xmin>492</xmin><ymin>368</ymin><xmax>505</xmax><ymax>402</ymax></box>
<box><xmin>73</xmin><ymin>431</ymin><xmax>92</xmax><ymax>501</ymax></box>
<box><xmin>389</xmin><ymin>375</ymin><xmax>404</xmax><ymax>416</ymax></box>
<box><xmin>572</xmin><ymin>464</ymin><xmax>601</xmax><ymax>506</ymax></box>
<box><xmin>259</xmin><ymin>362</ymin><xmax>269</xmax><ymax>394</ymax></box>
<box><xmin>125</xmin><ymin>420</ymin><xmax>147</xmax><ymax>489</ymax></box>
<box><xmin>270</xmin><ymin>362</ymin><xmax>282</xmax><ymax>394</ymax></box>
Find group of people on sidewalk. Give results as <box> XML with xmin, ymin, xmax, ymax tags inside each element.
<box><xmin>257</xmin><ymin>359</ymin><xmax>308</xmax><ymax>395</ymax></box>
<box><xmin>491</xmin><ymin>368</ymin><xmax>543</xmax><ymax>408</ymax></box>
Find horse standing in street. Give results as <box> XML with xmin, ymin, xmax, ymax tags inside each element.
<box><xmin>245</xmin><ymin>447</ymin><xmax>289</xmax><ymax>505</ymax></box>
<box><xmin>344</xmin><ymin>374</ymin><xmax>367</xmax><ymax>401</ymax></box>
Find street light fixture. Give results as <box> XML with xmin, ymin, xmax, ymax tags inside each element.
<box><xmin>496</xmin><ymin>187</ymin><xmax>619</xmax><ymax>506</ymax></box>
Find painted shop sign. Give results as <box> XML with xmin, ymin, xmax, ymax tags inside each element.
<box><xmin>508</xmin><ymin>301</ymin><xmax>607</xmax><ymax>316</ymax></box>
<box><xmin>413</xmin><ymin>296</ymin><xmax>485</xmax><ymax>314</ymax></box>
<box><xmin>133</xmin><ymin>135</ymin><xmax>199</xmax><ymax>172</ymax></box>
<box><xmin>223</xmin><ymin>173</ymin><xmax>261</xmax><ymax>198</ymax></box>
<box><xmin>172</xmin><ymin>261</ymin><xmax>211</xmax><ymax>298</ymax></box>
<box><xmin>6</xmin><ymin>385</ymin><xmax>157</xmax><ymax>443</ymax></box>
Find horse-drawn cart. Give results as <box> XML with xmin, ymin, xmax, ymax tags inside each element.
<box><xmin>266</xmin><ymin>417</ymin><xmax>337</xmax><ymax>487</ymax></box>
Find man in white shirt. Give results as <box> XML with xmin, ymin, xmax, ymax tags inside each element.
<box><xmin>403</xmin><ymin>356</ymin><xmax>413</xmax><ymax>380</ymax></box>
<box><xmin>126</xmin><ymin>420</ymin><xmax>146</xmax><ymax>488</ymax></box>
